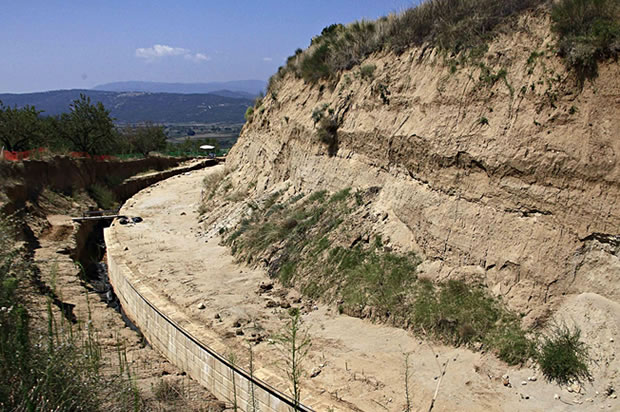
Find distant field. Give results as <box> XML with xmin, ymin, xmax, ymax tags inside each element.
<box><xmin>164</xmin><ymin>123</ymin><xmax>244</xmax><ymax>149</ymax></box>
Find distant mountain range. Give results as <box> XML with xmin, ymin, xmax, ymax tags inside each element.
<box><xmin>0</xmin><ymin>89</ymin><xmax>253</xmax><ymax>124</ymax></box>
<box><xmin>92</xmin><ymin>80</ymin><xmax>266</xmax><ymax>98</ymax></box>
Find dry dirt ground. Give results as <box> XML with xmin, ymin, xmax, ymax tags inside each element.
<box><xmin>108</xmin><ymin>165</ymin><xmax>619</xmax><ymax>411</ymax></box>
<box><xmin>27</xmin><ymin>185</ymin><xmax>225</xmax><ymax>411</ymax></box>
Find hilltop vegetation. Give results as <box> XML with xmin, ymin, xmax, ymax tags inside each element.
<box><xmin>268</xmin><ymin>0</ymin><xmax>619</xmax><ymax>88</ymax></box>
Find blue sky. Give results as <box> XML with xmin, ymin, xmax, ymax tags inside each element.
<box><xmin>1</xmin><ymin>1</ymin><xmax>418</xmax><ymax>93</ymax></box>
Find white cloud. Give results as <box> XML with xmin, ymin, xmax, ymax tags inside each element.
<box><xmin>262</xmin><ymin>57</ymin><xmax>273</xmax><ymax>62</ymax></box>
<box><xmin>135</xmin><ymin>44</ymin><xmax>189</xmax><ymax>59</ymax></box>
<box><xmin>135</xmin><ymin>44</ymin><xmax>210</xmax><ymax>64</ymax></box>
<box><xmin>185</xmin><ymin>52</ymin><xmax>210</xmax><ymax>62</ymax></box>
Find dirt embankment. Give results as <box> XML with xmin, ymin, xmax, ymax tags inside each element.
<box><xmin>222</xmin><ymin>11</ymin><xmax>619</xmax><ymax>324</ymax></box>
<box><xmin>190</xmin><ymin>9</ymin><xmax>620</xmax><ymax>410</ymax></box>
<box><xmin>2</xmin><ymin>157</ymin><xmax>224</xmax><ymax>411</ymax></box>
<box><xmin>0</xmin><ymin>155</ymin><xmax>193</xmax><ymax>213</ymax></box>
<box><xmin>111</xmin><ymin>166</ymin><xmax>618</xmax><ymax>411</ymax></box>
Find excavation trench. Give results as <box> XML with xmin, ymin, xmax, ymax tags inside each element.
<box><xmin>67</xmin><ymin>159</ymin><xmax>220</xmax><ymax>332</ymax></box>
<box><xmin>73</xmin><ymin>219</ymin><xmax>141</xmax><ymax>333</ymax></box>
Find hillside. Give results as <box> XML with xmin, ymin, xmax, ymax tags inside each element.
<box><xmin>0</xmin><ymin>89</ymin><xmax>253</xmax><ymax>124</ymax></box>
<box><xmin>92</xmin><ymin>80</ymin><xmax>266</xmax><ymax>97</ymax></box>
<box><xmin>199</xmin><ymin>1</ymin><xmax>620</xmax><ymax>405</ymax></box>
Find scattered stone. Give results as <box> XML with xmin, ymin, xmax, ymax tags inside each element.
<box><xmin>610</xmin><ymin>337</ymin><xmax>614</xmax><ymax>342</ymax></box>
<box><xmin>528</xmin><ymin>376</ymin><xmax>537</xmax><ymax>382</ymax></box>
<box><xmin>197</xmin><ymin>302</ymin><xmax>205</xmax><ymax>310</ymax></box>
<box><xmin>610</xmin><ymin>394</ymin><xmax>617</xmax><ymax>399</ymax></box>
<box><xmin>233</xmin><ymin>321</ymin><xmax>242</xmax><ymax>328</ymax></box>
<box><xmin>235</xmin><ymin>329</ymin><xmax>244</xmax><ymax>336</ymax></box>
<box><xmin>310</xmin><ymin>367</ymin><xmax>322</xmax><ymax>378</ymax></box>
<box><xmin>568</xmin><ymin>382</ymin><xmax>582</xmax><ymax>393</ymax></box>
<box><xmin>312</xmin><ymin>305</ymin><xmax>319</xmax><ymax>311</ymax></box>
<box><xmin>521</xmin><ymin>381</ymin><xmax>527</xmax><ymax>386</ymax></box>
<box><xmin>180</xmin><ymin>211</ymin><xmax>186</xmax><ymax>215</ymax></box>
<box><xmin>258</xmin><ymin>281</ymin><xmax>274</xmax><ymax>294</ymax></box>
<box><xmin>265</xmin><ymin>300</ymin><xmax>277</xmax><ymax>308</ymax></box>
<box><xmin>214</xmin><ymin>313</ymin><xmax>221</xmax><ymax>320</ymax></box>
<box><xmin>279</xmin><ymin>300</ymin><xmax>291</xmax><ymax>309</ymax></box>
<box><xmin>605</xmin><ymin>385</ymin><xmax>615</xmax><ymax>396</ymax></box>
<box><xmin>502</xmin><ymin>375</ymin><xmax>511</xmax><ymax>387</ymax></box>
<box><xmin>554</xmin><ymin>394</ymin><xmax>560</xmax><ymax>400</ymax></box>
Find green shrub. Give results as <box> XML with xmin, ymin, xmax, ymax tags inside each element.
<box><xmin>244</xmin><ymin>106</ymin><xmax>254</xmax><ymax>122</ymax></box>
<box><xmin>538</xmin><ymin>323</ymin><xmax>591</xmax><ymax>385</ymax></box>
<box><xmin>360</xmin><ymin>64</ymin><xmax>376</xmax><ymax>80</ymax></box>
<box><xmin>271</xmin><ymin>0</ymin><xmax>542</xmax><ymax>86</ymax></box>
<box><xmin>316</xmin><ymin>116</ymin><xmax>339</xmax><ymax>148</ymax></box>
<box><xmin>552</xmin><ymin>0</ymin><xmax>620</xmax><ymax>83</ymax></box>
<box><xmin>88</xmin><ymin>183</ymin><xmax>117</xmax><ymax>210</ymax></box>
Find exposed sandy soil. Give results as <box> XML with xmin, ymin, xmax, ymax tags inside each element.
<box><xmin>108</xmin><ymin>165</ymin><xmax>619</xmax><ymax>411</ymax></box>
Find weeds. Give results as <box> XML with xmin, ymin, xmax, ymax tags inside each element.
<box><xmin>538</xmin><ymin>322</ymin><xmax>591</xmax><ymax>385</ymax></box>
<box><xmin>88</xmin><ymin>183</ymin><xmax>117</xmax><ymax>210</ymax></box>
<box><xmin>0</xmin><ymin>214</ymin><xmax>148</xmax><ymax>411</ymax></box>
<box><xmin>551</xmin><ymin>0</ymin><xmax>620</xmax><ymax>84</ymax></box>
<box><xmin>272</xmin><ymin>0</ymin><xmax>543</xmax><ymax>85</ymax></box>
<box><xmin>273</xmin><ymin>308</ymin><xmax>312</xmax><ymax>409</ymax></box>
<box><xmin>360</xmin><ymin>64</ymin><xmax>377</xmax><ymax>80</ymax></box>
<box><xmin>153</xmin><ymin>379</ymin><xmax>183</xmax><ymax>402</ymax></box>
<box><xmin>224</xmin><ymin>190</ymin><xmax>590</xmax><ymax>377</ymax></box>
<box><xmin>244</xmin><ymin>106</ymin><xmax>254</xmax><ymax>122</ymax></box>
<box><xmin>201</xmin><ymin>168</ymin><xmax>230</xmax><ymax>203</ymax></box>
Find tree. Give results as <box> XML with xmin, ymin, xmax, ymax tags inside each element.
<box><xmin>0</xmin><ymin>102</ymin><xmax>41</xmax><ymax>151</ymax></box>
<box><xmin>125</xmin><ymin>123</ymin><xmax>168</xmax><ymax>157</ymax></box>
<box><xmin>60</xmin><ymin>94</ymin><xmax>116</xmax><ymax>155</ymax></box>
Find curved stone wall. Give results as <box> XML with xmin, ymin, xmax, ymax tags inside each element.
<box><xmin>104</xmin><ymin>228</ymin><xmax>312</xmax><ymax>412</ymax></box>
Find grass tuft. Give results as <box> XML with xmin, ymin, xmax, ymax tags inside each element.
<box><xmin>88</xmin><ymin>183</ymin><xmax>117</xmax><ymax>210</ymax></box>
<box><xmin>538</xmin><ymin>323</ymin><xmax>591</xmax><ymax>385</ymax></box>
<box><xmin>223</xmin><ymin>189</ymin><xmax>549</xmax><ymax>367</ymax></box>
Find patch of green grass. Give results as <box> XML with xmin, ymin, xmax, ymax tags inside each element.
<box><xmin>278</xmin><ymin>261</ymin><xmax>297</xmax><ymax>287</ymax></box>
<box><xmin>328</xmin><ymin>188</ymin><xmax>351</xmax><ymax>203</ymax></box>
<box><xmin>307</xmin><ymin>190</ymin><xmax>328</xmax><ymax>203</ymax></box>
<box><xmin>88</xmin><ymin>183</ymin><xmax>117</xmax><ymax>210</ymax></box>
<box><xmin>360</xmin><ymin>64</ymin><xmax>377</xmax><ymax>80</ymax></box>
<box><xmin>224</xmin><ymin>189</ymin><xmax>564</xmax><ymax>368</ymax></box>
<box><xmin>552</xmin><ymin>0</ymin><xmax>620</xmax><ymax>84</ymax></box>
<box><xmin>271</xmin><ymin>0</ymin><xmax>542</xmax><ymax>85</ymax></box>
<box><xmin>538</xmin><ymin>323</ymin><xmax>591</xmax><ymax>385</ymax></box>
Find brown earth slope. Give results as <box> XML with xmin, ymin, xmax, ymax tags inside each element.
<box><xmin>222</xmin><ymin>11</ymin><xmax>619</xmax><ymax>324</ymax></box>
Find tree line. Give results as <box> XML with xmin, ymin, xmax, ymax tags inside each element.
<box><xmin>0</xmin><ymin>93</ymin><xmax>217</xmax><ymax>157</ymax></box>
